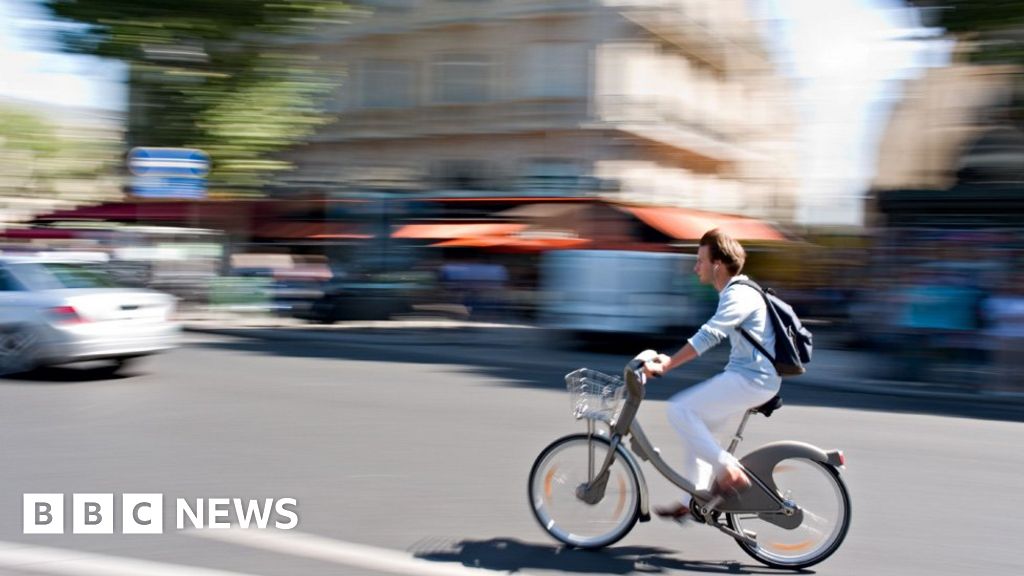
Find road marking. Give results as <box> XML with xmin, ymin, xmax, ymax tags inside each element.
<box><xmin>191</xmin><ymin>528</ymin><xmax>531</xmax><ymax>576</ymax></box>
<box><xmin>0</xmin><ymin>540</ymin><xmax>260</xmax><ymax>576</ymax></box>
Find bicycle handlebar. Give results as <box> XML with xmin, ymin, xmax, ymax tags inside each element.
<box><xmin>624</xmin><ymin>358</ymin><xmax>647</xmax><ymax>395</ymax></box>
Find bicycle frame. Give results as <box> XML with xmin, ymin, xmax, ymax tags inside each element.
<box><xmin>577</xmin><ymin>360</ymin><xmax>795</xmax><ymax>525</ymax></box>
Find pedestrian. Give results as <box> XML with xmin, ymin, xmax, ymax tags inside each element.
<box><xmin>642</xmin><ymin>228</ymin><xmax>781</xmax><ymax>520</ymax></box>
<box><xmin>982</xmin><ymin>270</ymin><xmax>1024</xmax><ymax>393</ymax></box>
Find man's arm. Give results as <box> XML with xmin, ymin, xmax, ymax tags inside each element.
<box><xmin>665</xmin><ymin>343</ymin><xmax>698</xmax><ymax>371</ymax></box>
<box><xmin>688</xmin><ymin>286</ymin><xmax>752</xmax><ymax>355</ymax></box>
<box><xmin>644</xmin><ymin>343</ymin><xmax>697</xmax><ymax>377</ymax></box>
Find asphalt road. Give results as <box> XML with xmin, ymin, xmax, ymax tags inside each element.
<box><xmin>0</xmin><ymin>333</ymin><xmax>1020</xmax><ymax>576</ymax></box>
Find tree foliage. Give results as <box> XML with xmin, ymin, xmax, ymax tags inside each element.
<box><xmin>922</xmin><ymin>0</ymin><xmax>1024</xmax><ymax>34</ymax></box>
<box><xmin>43</xmin><ymin>0</ymin><xmax>350</xmax><ymax>196</ymax></box>
<box><xmin>916</xmin><ymin>1</ymin><xmax>1024</xmax><ymax>65</ymax></box>
<box><xmin>0</xmin><ymin>105</ymin><xmax>122</xmax><ymax>200</ymax></box>
<box><xmin>0</xmin><ymin>109</ymin><xmax>61</xmax><ymax>158</ymax></box>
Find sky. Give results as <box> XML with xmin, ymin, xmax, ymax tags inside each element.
<box><xmin>0</xmin><ymin>0</ymin><xmax>126</xmax><ymax>110</ymax></box>
<box><xmin>0</xmin><ymin>0</ymin><xmax>951</xmax><ymax>227</ymax></box>
<box><xmin>759</xmin><ymin>0</ymin><xmax>952</xmax><ymax>226</ymax></box>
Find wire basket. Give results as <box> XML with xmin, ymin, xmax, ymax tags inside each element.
<box><xmin>565</xmin><ymin>368</ymin><xmax>625</xmax><ymax>423</ymax></box>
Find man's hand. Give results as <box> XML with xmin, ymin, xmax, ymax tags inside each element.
<box><xmin>643</xmin><ymin>353</ymin><xmax>672</xmax><ymax>378</ymax></box>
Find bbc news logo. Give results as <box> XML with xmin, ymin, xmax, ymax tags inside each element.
<box><xmin>23</xmin><ymin>494</ymin><xmax>299</xmax><ymax>534</ymax></box>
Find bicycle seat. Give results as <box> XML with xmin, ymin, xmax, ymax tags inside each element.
<box><xmin>754</xmin><ymin>394</ymin><xmax>783</xmax><ymax>417</ymax></box>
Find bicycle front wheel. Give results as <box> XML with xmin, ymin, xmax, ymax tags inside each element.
<box><xmin>528</xmin><ymin>434</ymin><xmax>640</xmax><ymax>549</ymax></box>
<box><xmin>726</xmin><ymin>458</ymin><xmax>850</xmax><ymax>569</ymax></box>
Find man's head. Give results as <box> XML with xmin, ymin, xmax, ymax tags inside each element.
<box><xmin>695</xmin><ymin>228</ymin><xmax>745</xmax><ymax>285</ymax></box>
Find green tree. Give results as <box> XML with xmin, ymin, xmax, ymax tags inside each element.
<box><xmin>0</xmin><ymin>105</ymin><xmax>124</xmax><ymax>200</ymax></box>
<box><xmin>43</xmin><ymin>0</ymin><xmax>350</xmax><ymax>196</ymax></box>
<box><xmin>0</xmin><ymin>108</ymin><xmax>61</xmax><ymax>158</ymax></box>
<box><xmin>0</xmin><ymin>107</ymin><xmax>61</xmax><ymax>196</ymax></box>
<box><xmin>915</xmin><ymin>1</ymin><xmax>1024</xmax><ymax>64</ymax></box>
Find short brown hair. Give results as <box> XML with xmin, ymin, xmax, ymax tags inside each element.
<box><xmin>700</xmin><ymin>228</ymin><xmax>745</xmax><ymax>275</ymax></box>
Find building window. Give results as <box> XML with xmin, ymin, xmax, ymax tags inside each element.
<box><xmin>360</xmin><ymin>60</ymin><xmax>417</xmax><ymax>108</ymax></box>
<box><xmin>433</xmin><ymin>54</ymin><xmax>492</xmax><ymax>104</ymax></box>
<box><xmin>523</xmin><ymin>43</ymin><xmax>588</xmax><ymax>99</ymax></box>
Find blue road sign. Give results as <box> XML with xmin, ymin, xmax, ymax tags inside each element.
<box><xmin>128</xmin><ymin>147</ymin><xmax>210</xmax><ymax>198</ymax></box>
<box><xmin>131</xmin><ymin>176</ymin><xmax>207</xmax><ymax>199</ymax></box>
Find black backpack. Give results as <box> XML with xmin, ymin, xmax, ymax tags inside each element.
<box><xmin>735</xmin><ymin>279</ymin><xmax>813</xmax><ymax>377</ymax></box>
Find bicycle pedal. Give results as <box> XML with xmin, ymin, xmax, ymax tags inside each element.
<box><xmin>742</xmin><ymin>529</ymin><xmax>757</xmax><ymax>540</ymax></box>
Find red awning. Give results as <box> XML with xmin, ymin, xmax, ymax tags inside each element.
<box><xmin>392</xmin><ymin>222</ymin><xmax>527</xmax><ymax>239</ymax></box>
<box><xmin>0</xmin><ymin>228</ymin><xmax>82</xmax><ymax>240</ymax></box>
<box><xmin>37</xmin><ymin>202</ymin><xmax>195</xmax><ymax>222</ymax></box>
<box><xmin>618</xmin><ymin>206</ymin><xmax>786</xmax><ymax>242</ymax></box>
<box><xmin>33</xmin><ymin>200</ymin><xmax>278</xmax><ymax>225</ymax></box>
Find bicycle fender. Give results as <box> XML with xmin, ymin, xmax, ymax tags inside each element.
<box><xmin>717</xmin><ymin>441</ymin><xmax>842</xmax><ymax>516</ymax></box>
<box><xmin>614</xmin><ymin>441</ymin><xmax>652</xmax><ymax>523</ymax></box>
<box><xmin>742</xmin><ymin>440</ymin><xmax>844</xmax><ymax>474</ymax></box>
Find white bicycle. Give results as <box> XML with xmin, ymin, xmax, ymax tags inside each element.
<box><xmin>528</xmin><ymin>358</ymin><xmax>851</xmax><ymax>570</ymax></box>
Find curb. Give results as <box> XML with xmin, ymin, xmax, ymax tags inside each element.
<box><xmin>183</xmin><ymin>323</ymin><xmax>538</xmax><ymax>347</ymax></box>
<box><xmin>794</xmin><ymin>374</ymin><xmax>1024</xmax><ymax>407</ymax></box>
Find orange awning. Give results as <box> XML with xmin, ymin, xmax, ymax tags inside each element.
<box><xmin>432</xmin><ymin>236</ymin><xmax>590</xmax><ymax>251</ymax></box>
<box><xmin>392</xmin><ymin>222</ymin><xmax>526</xmax><ymax>239</ymax></box>
<box><xmin>618</xmin><ymin>206</ymin><xmax>786</xmax><ymax>242</ymax></box>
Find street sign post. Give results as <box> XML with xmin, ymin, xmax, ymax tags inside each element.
<box><xmin>127</xmin><ymin>147</ymin><xmax>210</xmax><ymax>199</ymax></box>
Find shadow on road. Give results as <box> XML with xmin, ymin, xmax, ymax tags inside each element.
<box><xmin>410</xmin><ymin>537</ymin><xmax>794</xmax><ymax>575</ymax></box>
<box><xmin>0</xmin><ymin>365</ymin><xmax>135</xmax><ymax>384</ymax></box>
<box><xmin>188</xmin><ymin>329</ymin><xmax>1024</xmax><ymax>422</ymax></box>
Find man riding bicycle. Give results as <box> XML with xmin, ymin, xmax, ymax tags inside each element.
<box><xmin>643</xmin><ymin>228</ymin><xmax>781</xmax><ymax>520</ymax></box>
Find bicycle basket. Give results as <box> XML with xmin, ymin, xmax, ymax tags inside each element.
<box><xmin>565</xmin><ymin>368</ymin><xmax>625</xmax><ymax>423</ymax></box>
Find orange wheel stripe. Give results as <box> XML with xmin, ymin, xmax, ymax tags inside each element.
<box><xmin>612</xmin><ymin>474</ymin><xmax>626</xmax><ymax>519</ymax></box>
<box><xmin>770</xmin><ymin>539</ymin><xmax>815</xmax><ymax>552</ymax></box>
<box><xmin>544</xmin><ymin>466</ymin><xmax>558</xmax><ymax>501</ymax></box>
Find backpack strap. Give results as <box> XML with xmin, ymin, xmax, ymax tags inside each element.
<box><xmin>731</xmin><ymin>279</ymin><xmax>776</xmax><ymax>363</ymax></box>
<box><xmin>740</xmin><ymin>327</ymin><xmax>775</xmax><ymax>364</ymax></box>
<box><xmin>732</xmin><ymin>278</ymin><xmax>764</xmax><ymax>293</ymax></box>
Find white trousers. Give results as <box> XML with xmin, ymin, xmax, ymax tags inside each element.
<box><xmin>666</xmin><ymin>370</ymin><xmax>779</xmax><ymax>505</ymax></box>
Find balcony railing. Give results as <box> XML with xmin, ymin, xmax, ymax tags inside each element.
<box><xmin>592</xmin><ymin>95</ymin><xmax>758</xmax><ymax>164</ymax></box>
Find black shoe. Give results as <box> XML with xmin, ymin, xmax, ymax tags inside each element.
<box><xmin>654</xmin><ymin>503</ymin><xmax>691</xmax><ymax>521</ymax></box>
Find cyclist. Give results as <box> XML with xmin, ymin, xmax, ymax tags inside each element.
<box><xmin>643</xmin><ymin>228</ymin><xmax>780</xmax><ymax>520</ymax></box>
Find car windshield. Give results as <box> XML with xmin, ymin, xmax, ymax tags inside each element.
<box><xmin>9</xmin><ymin>262</ymin><xmax>119</xmax><ymax>290</ymax></box>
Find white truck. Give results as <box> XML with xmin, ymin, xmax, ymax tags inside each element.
<box><xmin>539</xmin><ymin>250</ymin><xmax>716</xmax><ymax>336</ymax></box>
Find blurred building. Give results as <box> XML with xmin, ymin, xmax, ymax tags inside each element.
<box><xmin>289</xmin><ymin>0</ymin><xmax>799</xmax><ymax>223</ymax></box>
<box><xmin>873</xmin><ymin>60</ymin><xmax>1021</xmax><ymax>192</ymax></box>
<box><xmin>870</xmin><ymin>53</ymin><xmax>1024</xmax><ymax>228</ymax></box>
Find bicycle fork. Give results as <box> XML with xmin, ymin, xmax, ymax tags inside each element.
<box><xmin>576</xmin><ymin>421</ymin><xmax>619</xmax><ymax>505</ymax></box>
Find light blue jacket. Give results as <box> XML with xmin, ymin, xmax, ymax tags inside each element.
<box><xmin>687</xmin><ymin>275</ymin><xmax>782</xmax><ymax>389</ymax></box>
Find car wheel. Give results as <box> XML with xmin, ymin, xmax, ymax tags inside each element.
<box><xmin>0</xmin><ymin>325</ymin><xmax>40</xmax><ymax>376</ymax></box>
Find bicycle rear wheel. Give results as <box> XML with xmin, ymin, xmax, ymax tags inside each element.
<box><xmin>528</xmin><ymin>434</ymin><xmax>640</xmax><ymax>549</ymax></box>
<box><xmin>726</xmin><ymin>458</ymin><xmax>850</xmax><ymax>569</ymax></box>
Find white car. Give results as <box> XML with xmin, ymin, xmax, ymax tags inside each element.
<box><xmin>0</xmin><ymin>256</ymin><xmax>179</xmax><ymax>375</ymax></box>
